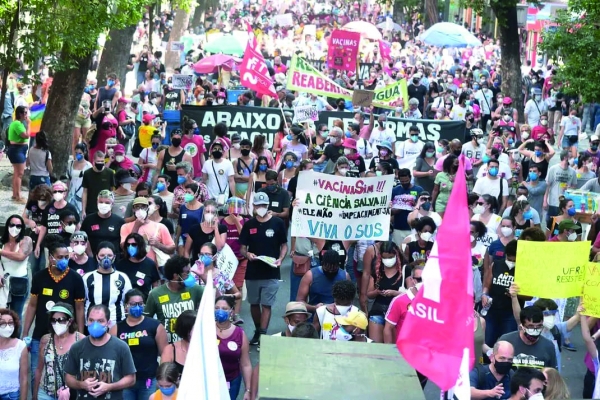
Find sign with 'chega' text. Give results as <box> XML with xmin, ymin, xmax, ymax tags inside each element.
<box><xmin>291</xmin><ymin>170</ymin><xmax>394</xmax><ymax>241</ymax></box>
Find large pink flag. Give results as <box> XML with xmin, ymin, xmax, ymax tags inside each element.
<box><xmin>379</xmin><ymin>39</ymin><xmax>391</xmax><ymax>62</ymax></box>
<box><xmin>396</xmin><ymin>155</ymin><xmax>474</xmax><ymax>391</ymax></box>
<box><xmin>240</xmin><ymin>22</ymin><xmax>277</xmax><ymax>98</ymax></box>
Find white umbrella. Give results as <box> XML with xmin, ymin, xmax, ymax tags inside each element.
<box><xmin>342</xmin><ymin>21</ymin><xmax>382</xmax><ymax>40</ymax></box>
<box><xmin>377</xmin><ymin>21</ymin><xmax>404</xmax><ymax>33</ymax></box>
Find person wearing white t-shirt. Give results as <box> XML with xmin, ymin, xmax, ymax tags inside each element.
<box><xmin>202</xmin><ymin>141</ymin><xmax>236</xmax><ymax>202</ymax></box>
<box><xmin>450</xmin><ymin>93</ymin><xmax>471</xmax><ymax>121</ymax></box>
<box><xmin>558</xmin><ymin>109</ymin><xmax>582</xmax><ymax>160</ymax></box>
<box><xmin>395</xmin><ymin>126</ymin><xmax>424</xmax><ymax>170</ymax></box>
<box><xmin>369</xmin><ymin>113</ymin><xmax>396</xmax><ymax>149</ymax></box>
<box><xmin>348</xmin><ymin>122</ymin><xmax>373</xmax><ymax>160</ymax></box>
<box><xmin>476</xmin><ymin>154</ymin><xmax>513</xmax><ymax>180</ymax></box>
<box><xmin>462</xmin><ymin>129</ymin><xmax>487</xmax><ymax>176</ymax></box>
<box><xmin>474</xmin><ymin>85</ymin><xmax>494</xmax><ymax>127</ymax></box>
<box><xmin>524</xmin><ymin>89</ymin><xmax>548</xmax><ymax>127</ymax></box>
<box><xmin>473</xmin><ymin>159</ymin><xmax>509</xmax><ymax>214</ymax></box>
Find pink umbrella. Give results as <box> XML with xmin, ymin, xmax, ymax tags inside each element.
<box><xmin>193</xmin><ymin>54</ymin><xmax>242</xmax><ymax>74</ymax></box>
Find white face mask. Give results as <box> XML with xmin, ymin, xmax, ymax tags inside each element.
<box><xmin>122</xmin><ymin>183</ymin><xmax>132</xmax><ymax>190</ymax></box>
<box><xmin>148</xmin><ymin>204</ymin><xmax>157</xmax><ymax>215</ymax></box>
<box><xmin>217</xmin><ymin>99</ymin><xmax>225</xmax><ymax>104</ymax></box>
<box><xmin>543</xmin><ymin>315</ymin><xmax>556</xmax><ymax>330</ymax></box>
<box><xmin>420</xmin><ymin>232</ymin><xmax>433</xmax><ymax>242</ymax></box>
<box><xmin>73</xmin><ymin>244</ymin><xmax>86</xmax><ymax>255</ymax></box>
<box><xmin>344</xmin><ymin>148</ymin><xmax>352</xmax><ymax>155</ymax></box>
<box><xmin>64</xmin><ymin>224</ymin><xmax>76</xmax><ymax>234</ymax></box>
<box><xmin>521</xmin><ymin>132</ymin><xmax>530</xmax><ymax>140</ymax></box>
<box><xmin>473</xmin><ymin>205</ymin><xmax>485</xmax><ymax>215</ymax></box>
<box><xmin>115</xmin><ymin>155</ymin><xmax>125</xmax><ymax>163</ymax></box>
<box><xmin>97</xmin><ymin>203</ymin><xmax>112</xmax><ymax>215</ymax></box>
<box><xmin>338</xmin><ymin>168</ymin><xmax>349</xmax><ymax>175</ymax></box>
<box><xmin>8</xmin><ymin>227</ymin><xmax>21</xmax><ymax>237</ymax></box>
<box><xmin>135</xmin><ymin>209</ymin><xmax>148</xmax><ymax>221</ymax></box>
<box><xmin>52</xmin><ymin>323</ymin><xmax>69</xmax><ymax>336</ymax></box>
<box><xmin>526</xmin><ymin>392</ymin><xmax>544</xmax><ymax>400</ymax></box>
<box><xmin>500</xmin><ymin>227</ymin><xmax>513</xmax><ymax>237</ymax></box>
<box><xmin>38</xmin><ymin>200</ymin><xmax>48</xmax><ymax>208</ymax></box>
<box><xmin>256</xmin><ymin>207</ymin><xmax>268</xmax><ymax>217</ymax></box>
<box><xmin>470</xmin><ymin>234</ymin><xmax>475</xmax><ymax>242</ymax></box>
<box><xmin>232</xmin><ymin>143</ymin><xmax>241</xmax><ymax>149</ymax></box>
<box><xmin>505</xmin><ymin>260</ymin><xmax>516</xmax><ymax>270</ymax></box>
<box><xmin>0</xmin><ymin>325</ymin><xmax>14</xmax><ymax>337</ymax></box>
<box><xmin>53</xmin><ymin>192</ymin><xmax>64</xmax><ymax>202</ymax></box>
<box><xmin>287</xmin><ymin>324</ymin><xmax>295</xmax><ymax>333</ymax></box>
<box><xmin>567</xmin><ymin>232</ymin><xmax>578</xmax><ymax>242</ymax></box>
<box><xmin>381</xmin><ymin>257</ymin><xmax>397</xmax><ymax>268</ymax></box>
<box><xmin>336</xmin><ymin>305</ymin><xmax>351</xmax><ymax>315</ymax></box>
<box><xmin>204</xmin><ymin>213</ymin><xmax>215</xmax><ymax>223</ymax></box>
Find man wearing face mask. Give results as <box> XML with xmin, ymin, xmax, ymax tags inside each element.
<box><xmin>145</xmin><ymin>255</ymin><xmax>204</xmax><ymax>343</ymax></box>
<box><xmin>543</xmin><ymin>150</ymin><xmax>577</xmax><ymax>224</ymax></box>
<box><xmin>368</xmin><ymin>113</ymin><xmax>396</xmax><ymax>150</ymax></box>
<box><xmin>154</xmin><ymin>129</ymin><xmax>193</xmax><ymax>193</ymax></box>
<box><xmin>333</xmin><ymin>310</ymin><xmax>371</xmax><ymax>342</ymax></box>
<box><xmin>296</xmin><ymin>250</ymin><xmax>350</xmax><ymax>313</ymax></box>
<box><xmin>395</xmin><ymin>125</ymin><xmax>424</xmax><ymax>170</ymax></box>
<box><xmin>524</xmin><ymin>88</ymin><xmax>547</xmax><ymax>127</ymax></box>
<box><xmin>505</xmin><ymin>367</ymin><xmax>546</xmax><ymax>400</ymax></box>
<box><xmin>391</xmin><ymin>169</ymin><xmax>423</xmax><ymax>244</ymax></box>
<box><xmin>82</xmin><ymin>151</ymin><xmax>116</xmax><ymax>218</ymax></box>
<box><xmin>239</xmin><ymin>192</ymin><xmax>288</xmax><ymax>348</ymax></box>
<box><xmin>257</xmin><ymin>170</ymin><xmax>290</xmax><ymax>221</ymax></box>
<box><xmin>407</xmin><ymin>72</ymin><xmax>427</xmax><ymax>114</ymax></box>
<box><xmin>93</xmin><ymin>73</ymin><xmax>119</xmax><ymax>112</ymax></box>
<box><xmin>462</xmin><ymin>128</ymin><xmax>487</xmax><ymax>177</ymax></box>
<box><xmin>272</xmin><ymin>302</ymin><xmax>311</xmax><ymax>337</ymax></box>
<box><xmin>81</xmin><ymin>190</ymin><xmax>126</xmax><ymax>259</ymax></box>
<box><xmin>469</xmin><ymin>341</ymin><xmax>515</xmax><ymax>400</ymax></box>
<box><xmin>474</xmin><ymin>159</ymin><xmax>509</xmax><ymax>214</ymax></box>
<box><xmin>202</xmin><ymin>141</ymin><xmax>236</xmax><ymax>204</ymax></box>
<box><xmin>547</xmin><ymin>219</ymin><xmax>581</xmax><ymax>242</ymax></box>
<box><xmin>46</xmin><ymin>181</ymin><xmax>79</xmax><ymax>236</ymax></box>
<box><xmin>499</xmin><ymin>306</ymin><xmax>558</xmax><ymax>370</ymax></box>
<box><xmin>64</xmin><ymin>305</ymin><xmax>136</xmax><ymax>399</ymax></box>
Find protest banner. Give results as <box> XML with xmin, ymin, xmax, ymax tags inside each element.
<box><xmin>172</xmin><ymin>74</ymin><xmax>193</xmax><ymax>90</ymax></box>
<box><xmin>180</xmin><ymin>106</ymin><xmax>467</xmax><ymax>147</ymax></box>
<box><xmin>216</xmin><ymin>244</ymin><xmax>239</xmax><ymax>281</ymax></box>
<box><xmin>170</xmin><ymin>41</ymin><xmax>184</xmax><ymax>52</ymax></box>
<box><xmin>352</xmin><ymin>90</ymin><xmax>375</xmax><ymax>108</ymax></box>
<box><xmin>290</xmin><ymin>170</ymin><xmax>394</xmax><ymax>241</ymax></box>
<box><xmin>581</xmin><ymin>262</ymin><xmax>600</xmax><ymax>318</ymax></box>
<box><xmin>328</xmin><ymin>29</ymin><xmax>361</xmax><ymax>72</ymax></box>
<box><xmin>515</xmin><ymin>241</ymin><xmax>590</xmax><ymax>298</ymax></box>
<box><xmin>278</xmin><ymin>56</ymin><xmax>376</xmax><ymax>83</ymax></box>
<box><xmin>373</xmin><ymin>79</ymin><xmax>409</xmax><ymax>110</ymax></box>
<box><xmin>286</xmin><ymin>55</ymin><xmax>353</xmax><ymax>99</ymax></box>
<box><xmin>294</xmin><ymin>105</ymin><xmax>319</xmax><ymax>122</ymax></box>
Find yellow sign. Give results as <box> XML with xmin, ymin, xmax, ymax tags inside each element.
<box><xmin>158</xmin><ymin>295</ymin><xmax>170</xmax><ymax>303</ymax></box>
<box><xmin>42</xmin><ymin>288</ymin><xmax>53</xmax><ymax>296</ymax></box>
<box><xmin>583</xmin><ymin>262</ymin><xmax>600</xmax><ymax>318</ymax></box>
<box><xmin>128</xmin><ymin>338</ymin><xmax>139</xmax><ymax>346</ymax></box>
<box><xmin>515</xmin><ymin>241</ymin><xmax>590</xmax><ymax>298</ymax></box>
<box><xmin>181</xmin><ymin>292</ymin><xmax>191</xmax><ymax>300</ymax></box>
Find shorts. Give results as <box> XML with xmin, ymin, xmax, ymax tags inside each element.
<box><xmin>562</xmin><ymin>135</ymin><xmax>578</xmax><ymax>148</ymax></box>
<box><xmin>232</xmin><ymin>258</ymin><xmax>248</xmax><ymax>288</ymax></box>
<box><xmin>246</xmin><ymin>279</ymin><xmax>280</xmax><ymax>306</ymax></box>
<box><xmin>74</xmin><ymin>114</ymin><xmax>92</xmax><ymax>128</ymax></box>
<box><xmin>7</xmin><ymin>144</ymin><xmax>27</xmax><ymax>164</ymax></box>
<box><xmin>369</xmin><ymin>315</ymin><xmax>385</xmax><ymax>325</ymax></box>
<box><xmin>29</xmin><ymin>175</ymin><xmax>50</xmax><ymax>189</ymax></box>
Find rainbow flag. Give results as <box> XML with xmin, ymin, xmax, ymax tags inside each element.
<box><xmin>29</xmin><ymin>104</ymin><xmax>45</xmax><ymax>135</ymax></box>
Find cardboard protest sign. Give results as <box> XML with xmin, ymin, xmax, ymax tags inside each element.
<box><xmin>515</xmin><ymin>241</ymin><xmax>589</xmax><ymax>298</ymax></box>
<box><xmin>216</xmin><ymin>244</ymin><xmax>239</xmax><ymax>281</ymax></box>
<box><xmin>291</xmin><ymin>171</ymin><xmax>394</xmax><ymax>241</ymax></box>
<box><xmin>352</xmin><ymin>90</ymin><xmax>375</xmax><ymax>108</ymax></box>
<box><xmin>328</xmin><ymin>29</ymin><xmax>361</xmax><ymax>72</ymax></box>
<box><xmin>172</xmin><ymin>74</ymin><xmax>194</xmax><ymax>90</ymax></box>
<box><xmin>583</xmin><ymin>263</ymin><xmax>600</xmax><ymax>318</ymax></box>
<box><xmin>294</xmin><ymin>105</ymin><xmax>319</xmax><ymax>123</ymax></box>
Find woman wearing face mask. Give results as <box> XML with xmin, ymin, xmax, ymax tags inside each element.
<box><xmin>82</xmin><ymin>242</ymin><xmax>132</xmax><ymax>325</ymax></box>
<box><xmin>24</xmin><ymin>185</ymin><xmax>52</xmax><ymax>274</ymax></box>
<box><xmin>45</xmin><ymin>181</ymin><xmax>79</xmax><ymax>238</ymax></box>
<box><xmin>213</xmin><ymin>296</ymin><xmax>252</xmax><ymax>400</ymax></box>
<box><xmin>246</xmin><ymin>156</ymin><xmax>270</xmax><ymax>216</ymax></box>
<box><xmin>149</xmin><ymin>362</ymin><xmax>179</xmax><ymax>400</ymax></box>
<box><xmin>57</xmin><ymin>209</ymin><xmax>79</xmax><ymax>246</ymax></box>
<box><xmin>250</xmin><ymin>135</ymin><xmax>274</xmax><ymax>168</ymax></box>
<box><xmin>0</xmin><ymin>308</ymin><xmax>27</xmax><ymax>400</ymax></box>
<box><xmin>403</xmin><ymin>217</ymin><xmax>436</xmax><ymax>277</ymax></box>
<box><xmin>89</xmin><ymin>102</ymin><xmax>120</xmax><ymax>164</ymax></box>
<box><xmin>364</xmin><ymin>241</ymin><xmax>404</xmax><ymax>343</ymax></box>
<box><xmin>407</xmin><ymin>191</ymin><xmax>443</xmax><ymax>230</ymax></box>
<box><xmin>272</xmin><ymin>118</ymin><xmax>292</xmax><ymax>167</ymax></box>
<box><xmin>558</xmin><ymin>107</ymin><xmax>582</xmax><ymax>160</ymax></box>
<box><xmin>509</xmin><ymin>200</ymin><xmax>534</xmax><ymax>239</ymax></box>
<box><xmin>470</xmin><ymin>220</ymin><xmax>488</xmax><ymax>294</ymax></box>
<box><xmin>160</xmin><ymin>310</ymin><xmax>196</xmax><ymax>375</ymax></box>
<box><xmin>66</xmin><ymin>143</ymin><xmax>92</xmax><ymax>214</ymax></box>
<box><xmin>68</xmin><ymin>231</ymin><xmax>96</xmax><ymax>275</ymax></box>
<box><xmin>148</xmin><ymin>195</ymin><xmax>175</xmax><ymax>235</ymax></box>
<box><xmin>547</xmin><ymin>197</ymin><xmax>581</xmax><ymax>241</ymax></box>
<box><xmin>181</xmin><ymin>118</ymin><xmax>207</xmax><ymax>179</ymax></box>
<box><xmin>334</xmin><ymin>156</ymin><xmax>350</xmax><ymax>177</ymax></box>
<box><xmin>116</xmin><ymin>234</ymin><xmax>160</xmax><ymax>298</ymax></box>
<box><xmin>138</xmin><ymin>133</ymin><xmax>163</xmax><ymax>184</ymax></box>
<box><xmin>450</xmin><ymin>92</ymin><xmax>470</xmax><ymax>121</ymax></box>
<box><xmin>413</xmin><ymin>142</ymin><xmax>437</xmax><ymax>193</ymax></box>
<box><xmin>110</xmin><ymin>289</ymin><xmax>167</xmax><ymax>400</ymax></box>
<box><xmin>184</xmin><ymin>200</ymin><xmax>227</xmax><ymax>262</ymax></box>
<box><xmin>508</xmin><ymin>149</ymin><xmax>524</xmax><ymax>188</ymax></box>
<box><xmin>174</xmin><ymin>182</ymin><xmax>206</xmax><ymax>250</ymax></box>
<box><xmin>193</xmin><ymin>243</ymin><xmax>241</xmax><ymax>300</ymax></box>
<box><xmin>33</xmin><ymin>303</ymin><xmax>82</xmax><ymax>400</ymax></box>
<box><xmin>281</xmin><ymin>125</ymin><xmax>308</xmax><ymax>163</ymax></box>
<box><xmin>432</xmin><ymin>154</ymin><xmax>458</xmax><ymax>218</ymax></box>
<box><xmin>576</xmin><ymin>153</ymin><xmax>597</xmax><ymax>188</ymax></box>
<box><xmin>277</xmin><ymin>151</ymin><xmax>298</xmax><ymax>191</ymax></box>
<box><xmin>0</xmin><ymin>215</ymin><xmax>33</xmax><ymax>322</ymax></box>
<box><xmin>310</xmin><ymin>124</ymin><xmax>330</xmax><ymax>172</ymax></box>
<box><xmin>518</xmin><ymin>139</ymin><xmax>554</xmax><ymax>180</ymax></box>
<box><xmin>341</xmin><ymin>138</ymin><xmax>366</xmax><ymax>178</ymax></box>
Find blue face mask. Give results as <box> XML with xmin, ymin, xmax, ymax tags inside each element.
<box><xmin>523</xmin><ymin>210</ymin><xmax>533</xmax><ymax>220</ymax></box>
<box><xmin>411</xmin><ymin>135</ymin><xmax>419</xmax><ymax>142</ymax></box>
<box><xmin>99</xmin><ymin>256</ymin><xmax>113</xmax><ymax>270</ymax></box>
<box><xmin>488</xmin><ymin>167</ymin><xmax>499</xmax><ymax>177</ymax></box>
<box><xmin>152</xmin><ymin>143</ymin><xmax>159</xmax><ymax>150</ymax></box>
<box><xmin>567</xmin><ymin>207</ymin><xmax>576</xmax><ymax>217</ymax></box>
<box><xmin>286</xmin><ymin>134</ymin><xmax>293</xmax><ymax>141</ymax></box>
<box><xmin>157</xmin><ymin>182</ymin><xmax>166</xmax><ymax>192</ymax></box>
<box><xmin>177</xmin><ymin>176</ymin><xmax>186</xmax><ymax>185</ymax></box>
<box><xmin>55</xmin><ymin>258</ymin><xmax>69</xmax><ymax>272</ymax></box>
<box><xmin>86</xmin><ymin>85</ymin><xmax>95</xmax><ymax>92</ymax></box>
<box><xmin>473</xmin><ymin>84</ymin><xmax>480</xmax><ymax>90</ymax></box>
<box><xmin>159</xmin><ymin>385</ymin><xmax>176</xmax><ymax>396</ymax></box>
<box><xmin>345</xmin><ymin>131</ymin><xmax>352</xmax><ymax>138</ymax></box>
<box><xmin>129</xmin><ymin>305</ymin><xmax>144</xmax><ymax>318</ymax></box>
<box><xmin>193</xmin><ymin>127</ymin><xmax>200</xmax><ymax>135</ymax></box>
<box><xmin>215</xmin><ymin>309</ymin><xmax>230</xmax><ymax>323</ymax></box>
<box><xmin>127</xmin><ymin>245</ymin><xmax>138</xmax><ymax>258</ymax></box>
<box><xmin>182</xmin><ymin>274</ymin><xmax>196</xmax><ymax>288</ymax></box>
<box><xmin>107</xmin><ymin>79</ymin><xmax>115</xmax><ymax>87</ymax></box>
<box><xmin>421</xmin><ymin>201</ymin><xmax>431</xmax><ymax>211</ymax></box>
<box><xmin>75</xmin><ymin>153</ymin><xmax>84</xmax><ymax>161</ymax></box>
<box><xmin>482</xmin><ymin>155</ymin><xmax>490</xmax><ymax>164</ymax></box>
<box><xmin>200</xmin><ymin>254</ymin><xmax>213</xmax><ymax>267</ymax></box>
<box><xmin>259</xmin><ymin>164</ymin><xmax>267</xmax><ymax>172</ymax></box>
<box><xmin>534</xmin><ymin>150</ymin><xmax>543</xmax><ymax>157</ymax></box>
<box><xmin>507</xmin><ymin>138</ymin><xmax>514</xmax><ymax>145</ymax></box>
<box><xmin>87</xmin><ymin>321</ymin><xmax>107</xmax><ymax>338</ymax></box>
<box><xmin>528</xmin><ymin>172</ymin><xmax>538</xmax><ymax>181</ymax></box>
<box><xmin>266</xmin><ymin>184</ymin><xmax>277</xmax><ymax>192</ymax></box>
<box><xmin>285</xmin><ymin>160</ymin><xmax>294</xmax><ymax>169</ymax></box>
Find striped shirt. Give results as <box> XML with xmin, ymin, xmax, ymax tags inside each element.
<box><xmin>83</xmin><ymin>270</ymin><xmax>132</xmax><ymax>325</ymax></box>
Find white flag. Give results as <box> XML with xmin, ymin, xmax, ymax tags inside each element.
<box><xmin>444</xmin><ymin>348</ymin><xmax>471</xmax><ymax>400</ymax></box>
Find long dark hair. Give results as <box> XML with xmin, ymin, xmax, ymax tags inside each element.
<box><xmin>35</xmin><ymin>130</ymin><xmax>50</xmax><ymax>150</ymax></box>
<box><xmin>253</xmin><ymin>156</ymin><xmax>269</xmax><ymax>173</ymax></box>
<box><xmin>124</xmin><ymin>233</ymin><xmax>147</xmax><ymax>260</ymax></box>
<box><xmin>151</xmin><ymin>195</ymin><xmax>168</xmax><ymax>219</ymax></box>
<box><xmin>418</xmin><ymin>141</ymin><xmax>436</xmax><ymax>159</ymax></box>
<box><xmin>374</xmin><ymin>241</ymin><xmax>403</xmax><ymax>288</ymax></box>
<box><xmin>2</xmin><ymin>214</ymin><xmax>25</xmax><ymax>244</ymax></box>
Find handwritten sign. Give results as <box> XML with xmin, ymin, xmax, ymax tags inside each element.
<box><xmin>352</xmin><ymin>89</ymin><xmax>375</xmax><ymax>108</ymax></box>
<box><xmin>170</xmin><ymin>41</ymin><xmax>185</xmax><ymax>52</ymax></box>
<box><xmin>172</xmin><ymin>74</ymin><xmax>194</xmax><ymax>90</ymax></box>
<box><xmin>291</xmin><ymin>170</ymin><xmax>393</xmax><ymax>241</ymax></box>
<box><xmin>294</xmin><ymin>105</ymin><xmax>318</xmax><ymax>123</ymax></box>
<box><xmin>215</xmin><ymin>244</ymin><xmax>239</xmax><ymax>281</ymax></box>
<box><xmin>515</xmin><ymin>241</ymin><xmax>590</xmax><ymax>298</ymax></box>
<box><xmin>583</xmin><ymin>263</ymin><xmax>600</xmax><ymax>318</ymax></box>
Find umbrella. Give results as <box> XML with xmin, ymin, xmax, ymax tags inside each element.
<box><xmin>342</xmin><ymin>21</ymin><xmax>382</xmax><ymax>41</ymax></box>
<box><xmin>203</xmin><ymin>34</ymin><xmax>245</xmax><ymax>56</ymax></box>
<box><xmin>376</xmin><ymin>21</ymin><xmax>405</xmax><ymax>33</ymax></box>
<box><xmin>420</xmin><ymin>22</ymin><xmax>482</xmax><ymax>48</ymax></box>
<box><xmin>193</xmin><ymin>54</ymin><xmax>242</xmax><ymax>74</ymax></box>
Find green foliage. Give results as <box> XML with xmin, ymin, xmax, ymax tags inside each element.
<box><xmin>375</xmin><ymin>0</ymin><xmax>422</xmax><ymax>15</ymax></box>
<box><xmin>539</xmin><ymin>0</ymin><xmax>600</xmax><ymax>102</ymax></box>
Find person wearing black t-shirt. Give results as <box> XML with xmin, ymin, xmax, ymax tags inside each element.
<box><xmin>69</xmin><ymin>231</ymin><xmax>97</xmax><ymax>275</ymax></box>
<box><xmin>239</xmin><ymin>192</ymin><xmax>288</xmax><ymax>347</ymax></box>
<box><xmin>23</xmin><ymin>184</ymin><xmax>51</xmax><ymax>274</ymax></box>
<box><xmin>257</xmin><ymin>170</ymin><xmax>290</xmax><ymax>221</ymax></box>
<box><xmin>183</xmin><ymin>200</ymin><xmax>228</xmax><ymax>262</ymax></box>
<box><xmin>46</xmin><ymin>181</ymin><xmax>79</xmax><ymax>236</ymax></box>
<box><xmin>342</xmin><ymin>138</ymin><xmax>366</xmax><ymax>177</ymax></box>
<box><xmin>369</xmin><ymin>142</ymin><xmax>400</xmax><ymax>173</ymax></box>
<box><xmin>407</xmin><ymin>74</ymin><xmax>428</xmax><ymax>114</ymax></box>
<box><xmin>403</xmin><ymin>217</ymin><xmax>436</xmax><ymax>277</ymax></box>
<box><xmin>116</xmin><ymin>233</ymin><xmax>161</xmax><ymax>297</ymax></box>
<box><xmin>21</xmin><ymin>236</ymin><xmax>85</xmax><ymax>383</ymax></box>
<box><xmin>314</xmin><ymin>127</ymin><xmax>345</xmax><ymax>168</ymax></box>
<box><xmin>82</xmin><ymin>152</ymin><xmax>116</xmax><ymax>216</ymax></box>
<box><xmin>80</xmin><ymin>190</ymin><xmax>125</xmax><ymax>258</ymax></box>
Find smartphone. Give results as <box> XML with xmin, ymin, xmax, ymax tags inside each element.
<box><xmin>102</xmin><ymin>100</ymin><xmax>112</xmax><ymax>113</ymax></box>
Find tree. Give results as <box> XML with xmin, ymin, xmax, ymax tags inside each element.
<box><xmin>165</xmin><ymin>6</ymin><xmax>194</xmax><ymax>70</ymax></box>
<box><xmin>539</xmin><ymin>0</ymin><xmax>600</xmax><ymax>102</ymax></box>
<box><xmin>96</xmin><ymin>25</ymin><xmax>138</xmax><ymax>89</ymax></box>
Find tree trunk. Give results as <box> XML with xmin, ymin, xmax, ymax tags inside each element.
<box><xmin>0</xmin><ymin>8</ymin><xmax>19</xmax><ymax>118</ymax></box>
<box><xmin>425</xmin><ymin>0</ymin><xmax>439</xmax><ymax>28</ymax></box>
<box><xmin>96</xmin><ymin>25</ymin><xmax>137</xmax><ymax>88</ymax></box>
<box><xmin>149</xmin><ymin>5</ymin><xmax>155</xmax><ymax>52</ymax></box>
<box><xmin>190</xmin><ymin>8</ymin><xmax>204</xmax><ymax>32</ymax></box>
<box><xmin>41</xmin><ymin>49</ymin><xmax>93</xmax><ymax>177</ymax></box>
<box><xmin>165</xmin><ymin>7</ymin><xmax>193</xmax><ymax>71</ymax></box>
<box><xmin>492</xmin><ymin>4</ymin><xmax>523</xmax><ymax>122</ymax></box>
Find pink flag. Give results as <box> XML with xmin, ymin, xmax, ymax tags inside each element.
<box><xmin>327</xmin><ymin>29</ymin><xmax>361</xmax><ymax>72</ymax></box>
<box><xmin>396</xmin><ymin>154</ymin><xmax>474</xmax><ymax>391</ymax></box>
<box><xmin>379</xmin><ymin>39</ymin><xmax>391</xmax><ymax>62</ymax></box>
<box><xmin>240</xmin><ymin>22</ymin><xmax>277</xmax><ymax>98</ymax></box>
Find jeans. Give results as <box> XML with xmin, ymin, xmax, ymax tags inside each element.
<box><xmin>136</xmin><ymin>71</ymin><xmax>146</xmax><ymax>87</ymax></box>
<box><xmin>8</xmin><ymin>286</ymin><xmax>28</xmax><ymax>331</ymax></box>
<box><xmin>484</xmin><ymin>307</ymin><xmax>518</xmax><ymax>349</ymax></box>
<box><xmin>228</xmin><ymin>374</ymin><xmax>242</xmax><ymax>400</ymax></box>
<box><xmin>123</xmin><ymin>377</ymin><xmax>156</xmax><ymax>400</ymax></box>
<box><xmin>37</xmin><ymin>388</ymin><xmax>57</xmax><ymax>400</ymax></box>
<box><xmin>289</xmin><ymin>268</ymin><xmax>303</xmax><ymax>302</ymax></box>
<box><xmin>30</xmin><ymin>338</ymin><xmax>40</xmax><ymax>392</ymax></box>
<box><xmin>29</xmin><ymin>248</ymin><xmax>47</xmax><ymax>275</ymax></box>
<box><xmin>0</xmin><ymin>391</ymin><xmax>19</xmax><ymax>400</ymax></box>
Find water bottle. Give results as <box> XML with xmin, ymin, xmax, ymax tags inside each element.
<box><xmin>481</xmin><ymin>296</ymin><xmax>493</xmax><ymax>316</ymax></box>
<box><xmin>308</xmin><ymin>250</ymin><xmax>319</xmax><ymax>268</ymax></box>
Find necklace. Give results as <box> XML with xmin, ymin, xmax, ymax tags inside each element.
<box><xmin>217</xmin><ymin>323</ymin><xmax>232</xmax><ymax>332</ymax></box>
<box><xmin>55</xmin><ymin>334</ymin><xmax>67</xmax><ymax>350</ymax></box>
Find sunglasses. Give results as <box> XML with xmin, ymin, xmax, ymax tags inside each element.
<box><xmin>8</xmin><ymin>223</ymin><xmax>22</xmax><ymax>228</ymax></box>
<box><xmin>127</xmin><ymin>243</ymin><xmax>138</xmax><ymax>247</ymax></box>
<box><xmin>53</xmin><ymin>190</ymin><xmax>66</xmax><ymax>194</ymax></box>
<box><xmin>413</xmin><ymin>277</ymin><xmax>423</xmax><ymax>283</ymax></box>
<box><xmin>50</xmin><ymin>317</ymin><xmax>69</xmax><ymax>324</ymax></box>
<box><xmin>420</xmin><ymin>197</ymin><xmax>431</xmax><ymax>201</ymax></box>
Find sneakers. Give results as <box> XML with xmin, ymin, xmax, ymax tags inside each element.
<box><xmin>563</xmin><ymin>342</ymin><xmax>577</xmax><ymax>352</ymax></box>
<box><xmin>232</xmin><ymin>314</ymin><xmax>244</xmax><ymax>326</ymax></box>
<box><xmin>249</xmin><ymin>329</ymin><xmax>267</xmax><ymax>351</ymax></box>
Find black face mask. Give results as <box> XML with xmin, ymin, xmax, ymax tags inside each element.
<box><xmin>401</xmin><ymin>182</ymin><xmax>411</xmax><ymax>190</ymax></box>
<box><xmin>453</xmin><ymin>149</ymin><xmax>462</xmax><ymax>156</ymax></box>
<box><xmin>206</xmin><ymin>100</ymin><xmax>213</xmax><ymax>106</ymax></box>
<box><xmin>95</xmin><ymin>163</ymin><xmax>104</xmax><ymax>171</ymax></box>
<box><xmin>212</xmin><ymin>150</ymin><xmax>223</xmax><ymax>159</ymax></box>
<box><xmin>493</xmin><ymin>360</ymin><xmax>513</xmax><ymax>375</ymax></box>
<box><xmin>171</xmin><ymin>138</ymin><xmax>181</xmax><ymax>147</ymax></box>
<box><xmin>241</xmin><ymin>149</ymin><xmax>250</xmax><ymax>156</ymax></box>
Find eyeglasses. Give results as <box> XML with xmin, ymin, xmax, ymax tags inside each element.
<box><xmin>53</xmin><ymin>190</ymin><xmax>66</xmax><ymax>194</ymax></box>
<box><xmin>8</xmin><ymin>223</ymin><xmax>22</xmax><ymax>228</ymax></box>
<box><xmin>0</xmin><ymin>321</ymin><xmax>14</xmax><ymax>328</ymax></box>
<box><xmin>128</xmin><ymin>302</ymin><xmax>144</xmax><ymax>307</ymax></box>
<box><xmin>50</xmin><ymin>317</ymin><xmax>69</xmax><ymax>324</ymax></box>
<box><xmin>127</xmin><ymin>243</ymin><xmax>138</xmax><ymax>247</ymax></box>
<box><xmin>420</xmin><ymin>197</ymin><xmax>431</xmax><ymax>201</ymax></box>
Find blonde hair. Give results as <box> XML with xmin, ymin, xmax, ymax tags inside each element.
<box><xmin>542</xmin><ymin>368</ymin><xmax>570</xmax><ymax>400</ymax></box>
